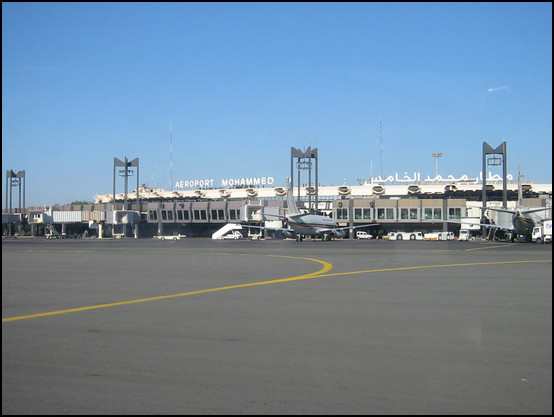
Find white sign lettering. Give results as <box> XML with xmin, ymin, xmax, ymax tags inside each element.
<box><xmin>175</xmin><ymin>176</ymin><xmax>275</xmax><ymax>189</ymax></box>
<box><xmin>365</xmin><ymin>172</ymin><xmax>514</xmax><ymax>185</ymax></box>
<box><xmin>175</xmin><ymin>179</ymin><xmax>215</xmax><ymax>189</ymax></box>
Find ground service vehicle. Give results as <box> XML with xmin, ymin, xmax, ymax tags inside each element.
<box><xmin>424</xmin><ymin>231</ymin><xmax>454</xmax><ymax>241</ymax></box>
<box><xmin>221</xmin><ymin>230</ymin><xmax>243</xmax><ymax>240</ymax></box>
<box><xmin>458</xmin><ymin>230</ymin><xmax>470</xmax><ymax>241</ymax></box>
<box><xmin>153</xmin><ymin>234</ymin><xmax>185</xmax><ymax>240</ymax></box>
<box><xmin>356</xmin><ymin>231</ymin><xmax>372</xmax><ymax>239</ymax></box>
<box><xmin>387</xmin><ymin>231</ymin><xmax>424</xmax><ymax>241</ymax></box>
<box><xmin>46</xmin><ymin>233</ymin><xmax>77</xmax><ymax>239</ymax></box>
<box><xmin>532</xmin><ymin>220</ymin><xmax>552</xmax><ymax>243</ymax></box>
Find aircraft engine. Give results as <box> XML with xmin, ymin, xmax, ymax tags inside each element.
<box><xmin>282</xmin><ymin>229</ymin><xmax>297</xmax><ymax>239</ymax></box>
<box><xmin>332</xmin><ymin>229</ymin><xmax>346</xmax><ymax>239</ymax></box>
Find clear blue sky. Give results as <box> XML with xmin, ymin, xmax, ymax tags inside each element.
<box><xmin>2</xmin><ymin>2</ymin><xmax>552</xmax><ymax>207</ymax></box>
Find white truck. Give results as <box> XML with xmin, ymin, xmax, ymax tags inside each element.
<box><xmin>423</xmin><ymin>231</ymin><xmax>454</xmax><ymax>241</ymax></box>
<box><xmin>532</xmin><ymin>219</ymin><xmax>552</xmax><ymax>243</ymax></box>
<box><xmin>458</xmin><ymin>229</ymin><xmax>471</xmax><ymax>241</ymax></box>
<box><xmin>153</xmin><ymin>234</ymin><xmax>186</xmax><ymax>240</ymax></box>
<box><xmin>387</xmin><ymin>231</ymin><xmax>424</xmax><ymax>241</ymax></box>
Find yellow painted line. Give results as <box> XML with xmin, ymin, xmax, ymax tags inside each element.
<box><xmin>465</xmin><ymin>243</ymin><xmax>519</xmax><ymax>251</ymax></box>
<box><xmin>2</xmin><ymin>255</ymin><xmax>332</xmax><ymax>323</ymax></box>
<box><xmin>314</xmin><ymin>259</ymin><xmax>552</xmax><ymax>278</ymax></box>
<box><xmin>2</xmin><ymin>257</ymin><xmax>550</xmax><ymax>323</ymax></box>
<box><xmin>427</xmin><ymin>243</ymin><xmax>521</xmax><ymax>253</ymax></box>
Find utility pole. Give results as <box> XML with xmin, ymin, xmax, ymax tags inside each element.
<box><xmin>379</xmin><ymin>120</ymin><xmax>383</xmax><ymax>178</ymax></box>
<box><xmin>432</xmin><ymin>152</ymin><xmax>443</xmax><ymax>177</ymax></box>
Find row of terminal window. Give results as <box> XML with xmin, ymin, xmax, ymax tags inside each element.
<box><xmin>148</xmin><ymin>209</ymin><xmax>241</xmax><ymax>222</ymax></box>
<box><xmin>337</xmin><ymin>207</ymin><xmax>462</xmax><ymax>220</ymax></box>
<box><xmin>148</xmin><ymin>207</ymin><xmax>463</xmax><ymax>222</ymax></box>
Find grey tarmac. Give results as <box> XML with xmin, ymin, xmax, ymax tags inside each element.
<box><xmin>2</xmin><ymin>238</ymin><xmax>552</xmax><ymax>414</ymax></box>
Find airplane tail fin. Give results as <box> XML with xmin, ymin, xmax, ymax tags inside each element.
<box><xmin>286</xmin><ymin>177</ymin><xmax>301</xmax><ymax>215</ymax></box>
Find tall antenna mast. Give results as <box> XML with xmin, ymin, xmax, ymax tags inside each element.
<box><xmin>169</xmin><ymin>121</ymin><xmax>173</xmax><ymax>191</ymax></box>
<box><xmin>379</xmin><ymin>119</ymin><xmax>383</xmax><ymax>178</ymax></box>
<box><xmin>369</xmin><ymin>160</ymin><xmax>373</xmax><ymax>179</ymax></box>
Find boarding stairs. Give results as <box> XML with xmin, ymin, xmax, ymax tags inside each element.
<box><xmin>45</xmin><ymin>223</ymin><xmax>60</xmax><ymax>237</ymax></box>
<box><xmin>212</xmin><ymin>223</ymin><xmax>243</xmax><ymax>240</ymax></box>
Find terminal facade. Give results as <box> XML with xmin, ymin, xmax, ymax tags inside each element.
<box><xmin>3</xmin><ymin>179</ymin><xmax>551</xmax><ymax>239</ymax></box>
<box><xmin>3</xmin><ymin>143</ymin><xmax>552</xmax><ymax>239</ymax></box>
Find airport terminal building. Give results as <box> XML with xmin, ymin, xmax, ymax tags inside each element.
<box><xmin>5</xmin><ymin>175</ymin><xmax>552</xmax><ymax>239</ymax></box>
<box><xmin>3</xmin><ymin>144</ymin><xmax>552</xmax><ymax>239</ymax></box>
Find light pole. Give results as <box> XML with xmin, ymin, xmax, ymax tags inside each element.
<box><xmin>432</xmin><ymin>152</ymin><xmax>443</xmax><ymax>177</ymax></box>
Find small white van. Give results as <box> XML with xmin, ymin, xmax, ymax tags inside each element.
<box><xmin>458</xmin><ymin>230</ymin><xmax>470</xmax><ymax>241</ymax></box>
<box><xmin>356</xmin><ymin>231</ymin><xmax>372</xmax><ymax>239</ymax></box>
<box><xmin>222</xmin><ymin>230</ymin><xmax>244</xmax><ymax>240</ymax></box>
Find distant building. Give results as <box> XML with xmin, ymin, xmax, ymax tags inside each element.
<box><xmin>6</xmin><ymin>178</ymin><xmax>551</xmax><ymax>239</ymax></box>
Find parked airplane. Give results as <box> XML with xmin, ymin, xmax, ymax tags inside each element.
<box><xmin>442</xmin><ymin>163</ymin><xmax>550</xmax><ymax>241</ymax></box>
<box><xmin>482</xmin><ymin>163</ymin><xmax>550</xmax><ymax>241</ymax></box>
<box><xmin>254</xmin><ymin>179</ymin><xmax>378</xmax><ymax>241</ymax></box>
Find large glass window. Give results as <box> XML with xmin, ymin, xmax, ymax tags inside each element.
<box><xmin>211</xmin><ymin>209</ymin><xmax>226</xmax><ymax>220</ymax></box>
<box><xmin>355</xmin><ymin>208</ymin><xmax>372</xmax><ymax>220</ymax></box>
<box><xmin>400</xmin><ymin>208</ymin><xmax>418</xmax><ymax>219</ymax></box>
<box><xmin>400</xmin><ymin>208</ymin><xmax>409</xmax><ymax>219</ymax></box>
<box><xmin>378</xmin><ymin>208</ymin><xmax>394</xmax><ymax>219</ymax></box>
<box><xmin>449</xmin><ymin>208</ymin><xmax>462</xmax><ymax>219</ymax></box>
<box><xmin>424</xmin><ymin>208</ymin><xmax>442</xmax><ymax>219</ymax></box>
<box><xmin>337</xmin><ymin>208</ymin><xmax>348</xmax><ymax>220</ymax></box>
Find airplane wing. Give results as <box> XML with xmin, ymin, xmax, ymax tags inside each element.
<box><xmin>471</xmin><ymin>222</ymin><xmax>514</xmax><ymax>231</ymax></box>
<box><xmin>484</xmin><ymin>208</ymin><xmax>516</xmax><ymax>215</ymax></box>
<box><xmin>244</xmin><ymin>222</ymin><xmax>379</xmax><ymax>236</ymax></box>
<box><xmin>333</xmin><ymin>223</ymin><xmax>380</xmax><ymax>232</ymax></box>
<box><xmin>263</xmin><ymin>212</ymin><xmax>310</xmax><ymax>220</ymax></box>
<box><xmin>482</xmin><ymin>207</ymin><xmax>549</xmax><ymax>215</ymax></box>
<box><xmin>239</xmin><ymin>223</ymin><xmax>294</xmax><ymax>233</ymax></box>
<box><xmin>261</xmin><ymin>213</ymin><xmax>287</xmax><ymax>220</ymax></box>
<box><xmin>310</xmin><ymin>228</ymin><xmax>336</xmax><ymax>236</ymax></box>
<box><xmin>522</xmin><ymin>208</ymin><xmax>551</xmax><ymax>214</ymax></box>
<box><xmin>425</xmin><ymin>219</ymin><xmax>514</xmax><ymax>232</ymax></box>
<box><xmin>292</xmin><ymin>223</ymin><xmax>381</xmax><ymax>235</ymax></box>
